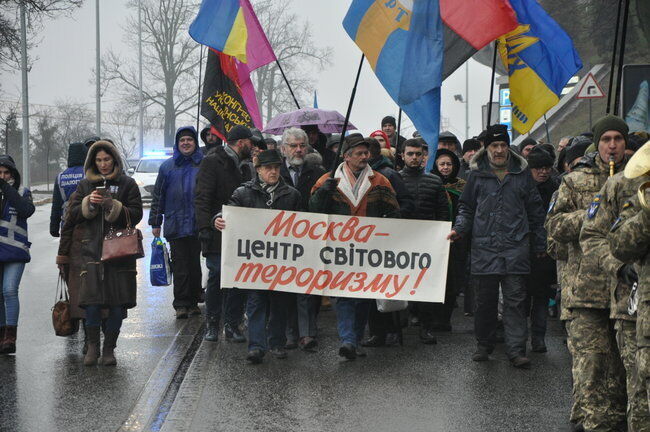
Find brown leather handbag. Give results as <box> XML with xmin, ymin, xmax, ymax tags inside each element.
<box><xmin>101</xmin><ymin>207</ymin><xmax>144</xmax><ymax>262</ymax></box>
<box><xmin>52</xmin><ymin>276</ymin><xmax>76</xmax><ymax>336</ymax></box>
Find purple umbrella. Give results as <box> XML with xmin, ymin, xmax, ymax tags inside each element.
<box><xmin>262</xmin><ymin>107</ymin><xmax>358</xmax><ymax>135</ymax></box>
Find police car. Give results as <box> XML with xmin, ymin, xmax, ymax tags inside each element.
<box><xmin>127</xmin><ymin>150</ymin><xmax>172</xmax><ymax>202</ymax></box>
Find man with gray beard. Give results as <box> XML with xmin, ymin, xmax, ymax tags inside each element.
<box><xmin>279</xmin><ymin>127</ymin><xmax>326</xmax><ymax>350</ymax></box>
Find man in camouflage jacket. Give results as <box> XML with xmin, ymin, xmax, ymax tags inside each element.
<box><xmin>609</xmin><ymin>142</ymin><xmax>650</xmax><ymax>424</ymax></box>
<box><xmin>546</xmin><ymin>115</ymin><xmax>629</xmax><ymax>431</ymax></box>
<box><xmin>580</xmin><ymin>157</ymin><xmax>650</xmax><ymax>431</ymax></box>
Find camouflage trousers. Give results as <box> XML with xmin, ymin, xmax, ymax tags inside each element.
<box><xmin>615</xmin><ymin>320</ymin><xmax>650</xmax><ymax>431</ymax></box>
<box><xmin>637</xmin><ymin>295</ymin><xmax>650</xmax><ymax>417</ymax></box>
<box><xmin>566</xmin><ymin>319</ymin><xmax>586</xmax><ymax>426</ymax></box>
<box><xmin>569</xmin><ymin>308</ymin><xmax>627</xmax><ymax>431</ymax></box>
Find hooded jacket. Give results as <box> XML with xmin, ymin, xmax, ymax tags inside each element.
<box><xmin>431</xmin><ymin>148</ymin><xmax>467</xmax><ymax>221</ymax></box>
<box><xmin>149</xmin><ymin>126</ymin><xmax>203</xmax><ymax>240</ymax></box>
<box><xmin>0</xmin><ymin>155</ymin><xmax>34</xmax><ymax>262</ymax></box>
<box><xmin>50</xmin><ymin>142</ymin><xmax>87</xmax><ymax>236</ymax></box>
<box><xmin>61</xmin><ymin>140</ymin><xmax>143</xmax><ymax>308</ymax></box>
<box><xmin>454</xmin><ymin>147</ymin><xmax>546</xmax><ymax>275</ymax></box>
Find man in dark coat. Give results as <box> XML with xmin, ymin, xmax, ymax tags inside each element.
<box><xmin>399</xmin><ymin>138</ymin><xmax>450</xmax><ymax>344</ymax></box>
<box><xmin>50</xmin><ymin>142</ymin><xmax>87</xmax><ymax>237</ymax></box>
<box><xmin>525</xmin><ymin>146</ymin><xmax>560</xmax><ymax>353</ymax></box>
<box><xmin>302</xmin><ymin>125</ymin><xmax>336</xmax><ymax>171</ymax></box>
<box><xmin>278</xmin><ymin>127</ymin><xmax>326</xmax><ymax>350</ymax></box>
<box><xmin>149</xmin><ymin>126</ymin><xmax>204</xmax><ymax>319</ymax></box>
<box><xmin>449</xmin><ymin>124</ymin><xmax>546</xmax><ymax>368</ymax></box>
<box><xmin>213</xmin><ymin>150</ymin><xmax>302</xmax><ymax>364</ymax></box>
<box><xmin>194</xmin><ymin>125</ymin><xmax>253</xmax><ymax>342</ymax></box>
<box><xmin>199</xmin><ymin>126</ymin><xmax>222</xmax><ymax>154</ymax></box>
<box><xmin>460</xmin><ymin>139</ymin><xmax>481</xmax><ymax>180</ymax></box>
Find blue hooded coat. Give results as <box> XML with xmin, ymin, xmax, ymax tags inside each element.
<box><xmin>148</xmin><ymin>126</ymin><xmax>203</xmax><ymax>239</ymax></box>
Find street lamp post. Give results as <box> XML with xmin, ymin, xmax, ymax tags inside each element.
<box><xmin>95</xmin><ymin>0</ymin><xmax>101</xmax><ymax>136</ymax></box>
<box><xmin>20</xmin><ymin>3</ymin><xmax>30</xmax><ymax>188</ymax></box>
<box><xmin>138</xmin><ymin>0</ymin><xmax>144</xmax><ymax>157</ymax></box>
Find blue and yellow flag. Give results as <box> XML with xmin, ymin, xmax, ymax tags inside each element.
<box><xmin>498</xmin><ymin>0</ymin><xmax>582</xmax><ymax>134</ymax></box>
<box><xmin>344</xmin><ymin>0</ymin><xmax>443</xmax><ymax>170</ymax></box>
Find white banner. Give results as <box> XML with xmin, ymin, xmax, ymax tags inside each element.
<box><xmin>220</xmin><ymin>206</ymin><xmax>450</xmax><ymax>303</ymax></box>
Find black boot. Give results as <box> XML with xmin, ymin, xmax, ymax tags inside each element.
<box><xmin>224</xmin><ymin>323</ymin><xmax>246</xmax><ymax>343</ymax></box>
<box><xmin>204</xmin><ymin>318</ymin><xmax>220</xmax><ymax>342</ymax></box>
<box><xmin>419</xmin><ymin>329</ymin><xmax>438</xmax><ymax>345</ymax></box>
<box><xmin>101</xmin><ymin>331</ymin><xmax>119</xmax><ymax>366</ymax></box>
<box><xmin>84</xmin><ymin>326</ymin><xmax>101</xmax><ymax>366</ymax></box>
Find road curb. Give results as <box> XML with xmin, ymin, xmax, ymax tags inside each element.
<box><xmin>158</xmin><ymin>339</ymin><xmax>220</xmax><ymax>432</ymax></box>
<box><xmin>118</xmin><ymin>317</ymin><xmax>204</xmax><ymax>432</ymax></box>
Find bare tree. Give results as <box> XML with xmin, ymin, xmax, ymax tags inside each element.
<box><xmin>0</xmin><ymin>0</ymin><xmax>82</xmax><ymax>70</ymax></box>
<box><xmin>102</xmin><ymin>0</ymin><xmax>201</xmax><ymax>147</ymax></box>
<box><xmin>251</xmin><ymin>0</ymin><xmax>332</xmax><ymax>123</ymax></box>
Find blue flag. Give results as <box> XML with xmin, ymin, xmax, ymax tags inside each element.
<box><xmin>344</xmin><ymin>0</ymin><xmax>443</xmax><ymax>170</ymax></box>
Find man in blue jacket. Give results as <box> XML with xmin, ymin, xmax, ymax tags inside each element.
<box><xmin>149</xmin><ymin>126</ymin><xmax>204</xmax><ymax>318</ymax></box>
<box><xmin>448</xmin><ymin>124</ymin><xmax>546</xmax><ymax>369</ymax></box>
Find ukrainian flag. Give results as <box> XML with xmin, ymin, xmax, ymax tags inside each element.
<box><xmin>498</xmin><ymin>0</ymin><xmax>582</xmax><ymax>134</ymax></box>
<box><xmin>344</xmin><ymin>0</ymin><xmax>443</xmax><ymax>170</ymax></box>
<box><xmin>189</xmin><ymin>0</ymin><xmax>275</xmax><ymax>71</ymax></box>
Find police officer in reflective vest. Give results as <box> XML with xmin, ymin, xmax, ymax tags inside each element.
<box><xmin>50</xmin><ymin>142</ymin><xmax>87</xmax><ymax>237</ymax></box>
<box><xmin>0</xmin><ymin>154</ymin><xmax>35</xmax><ymax>354</ymax></box>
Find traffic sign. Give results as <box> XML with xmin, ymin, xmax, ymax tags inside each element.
<box><xmin>576</xmin><ymin>73</ymin><xmax>605</xmax><ymax>99</ymax></box>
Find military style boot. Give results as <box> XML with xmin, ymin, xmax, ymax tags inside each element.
<box><xmin>83</xmin><ymin>326</ymin><xmax>101</xmax><ymax>366</ymax></box>
<box><xmin>101</xmin><ymin>331</ymin><xmax>119</xmax><ymax>366</ymax></box>
<box><xmin>0</xmin><ymin>326</ymin><xmax>17</xmax><ymax>354</ymax></box>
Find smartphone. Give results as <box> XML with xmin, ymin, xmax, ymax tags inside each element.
<box><xmin>95</xmin><ymin>186</ymin><xmax>107</xmax><ymax>196</ymax></box>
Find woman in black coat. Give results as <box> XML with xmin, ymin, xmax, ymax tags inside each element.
<box><xmin>63</xmin><ymin>141</ymin><xmax>143</xmax><ymax>366</ymax></box>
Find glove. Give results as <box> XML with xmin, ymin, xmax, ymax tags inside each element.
<box><xmin>50</xmin><ymin>229</ymin><xmax>60</xmax><ymax>238</ymax></box>
<box><xmin>322</xmin><ymin>178</ymin><xmax>338</xmax><ymax>192</ymax></box>
<box><xmin>618</xmin><ymin>264</ymin><xmax>639</xmax><ymax>286</ymax></box>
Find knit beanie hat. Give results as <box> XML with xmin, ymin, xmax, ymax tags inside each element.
<box><xmin>592</xmin><ymin>114</ymin><xmax>628</xmax><ymax>146</ymax></box>
<box><xmin>381</xmin><ymin>116</ymin><xmax>396</xmax><ymax>127</ymax></box>
<box><xmin>462</xmin><ymin>138</ymin><xmax>481</xmax><ymax>154</ymax></box>
<box><xmin>484</xmin><ymin>124</ymin><xmax>510</xmax><ymax>146</ymax></box>
<box><xmin>526</xmin><ymin>146</ymin><xmax>554</xmax><ymax>169</ymax></box>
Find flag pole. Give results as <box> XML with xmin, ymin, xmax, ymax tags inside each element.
<box><xmin>606</xmin><ymin>0</ymin><xmax>623</xmax><ymax>114</ymax></box>
<box><xmin>330</xmin><ymin>54</ymin><xmax>365</xmax><ymax>177</ymax></box>
<box><xmin>276</xmin><ymin>60</ymin><xmax>301</xmax><ymax>110</ymax></box>
<box><xmin>397</xmin><ymin>108</ymin><xmax>403</xmax><ymax>142</ymax></box>
<box><xmin>196</xmin><ymin>45</ymin><xmax>205</xmax><ymax>134</ymax></box>
<box><xmin>486</xmin><ymin>40</ymin><xmax>498</xmax><ymax>129</ymax></box>
<box><xmin>613</xmin><ymin>0</ymin><xmax>630</xmax><ymax>116</ymax></box>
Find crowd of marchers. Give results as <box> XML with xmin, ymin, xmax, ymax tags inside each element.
<box><xmin>1</xmin><ymin>111</ymin><xmax>649</xmax><ymax>431</ymax></box>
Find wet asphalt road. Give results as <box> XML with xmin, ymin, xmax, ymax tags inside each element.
<box><xmin>0</xmin><ymin>203</ymin><xmax>574</xmax><ymax>432</ymax></box>
<box><xmin>0</xmin><ymin>205</ymin><xmax>192</xmax><ymax>432</ymax></box>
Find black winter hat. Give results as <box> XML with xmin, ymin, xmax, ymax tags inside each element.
<box><xmin>517</xmin><ymin>137</ymin><xmax>537</xmax><ymax>154</ymax></box>
<box><xmin>227</xmin><ymin>125</ymin><xmax>253</xmax><ymax>142</ymax></box>
<box><xmin>539</xmin><ymin>143</ymin><xmax>556</xmax><ymax>161</ymax></box>
<box><xmin>255</xmin><ymin>149</ymin><xmax>282</xmax><ymax>167</ymax></box>
<box><xmin>592</xmin><ymin>114</ymin><xmax>628</xmax><ymax>146</ymax></box>
<box><xmin>565</xmin><ymin>141</ymin><xmax>590</xmax><ymax>165</ymax></box>
<box><xmin>67</xmin><ymin>142</ymin><xmax>87</xmax><ymax>168</ymax></box>
<box><xmin>462</xmin><ymin>138</ymin><xmax>481</xmax><ymax>154</ymax></box>
<box><xmin>526</xmin><ymin>146</ymin><xmax>554</xmax><ymax>169</ymax></box>
<box><xmin>381</xmin><ymin>116</ymin><xmax>396</xmax><ymax>127</ymax></box>
<box><xmin>484</xmin><ymin>124</ymin><xmax>510</xmax><ymax>146</ymax></box>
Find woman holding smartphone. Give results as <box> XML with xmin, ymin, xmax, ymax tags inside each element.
<box><xmin>58</xmin><ymin>140</ymin><xmax>142</xmax><ymax>366</ymax></box>
<box><xmin>0</xmin><ymin>155</ymin><xmax>35</xmax><ymax>354</ymax></box>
